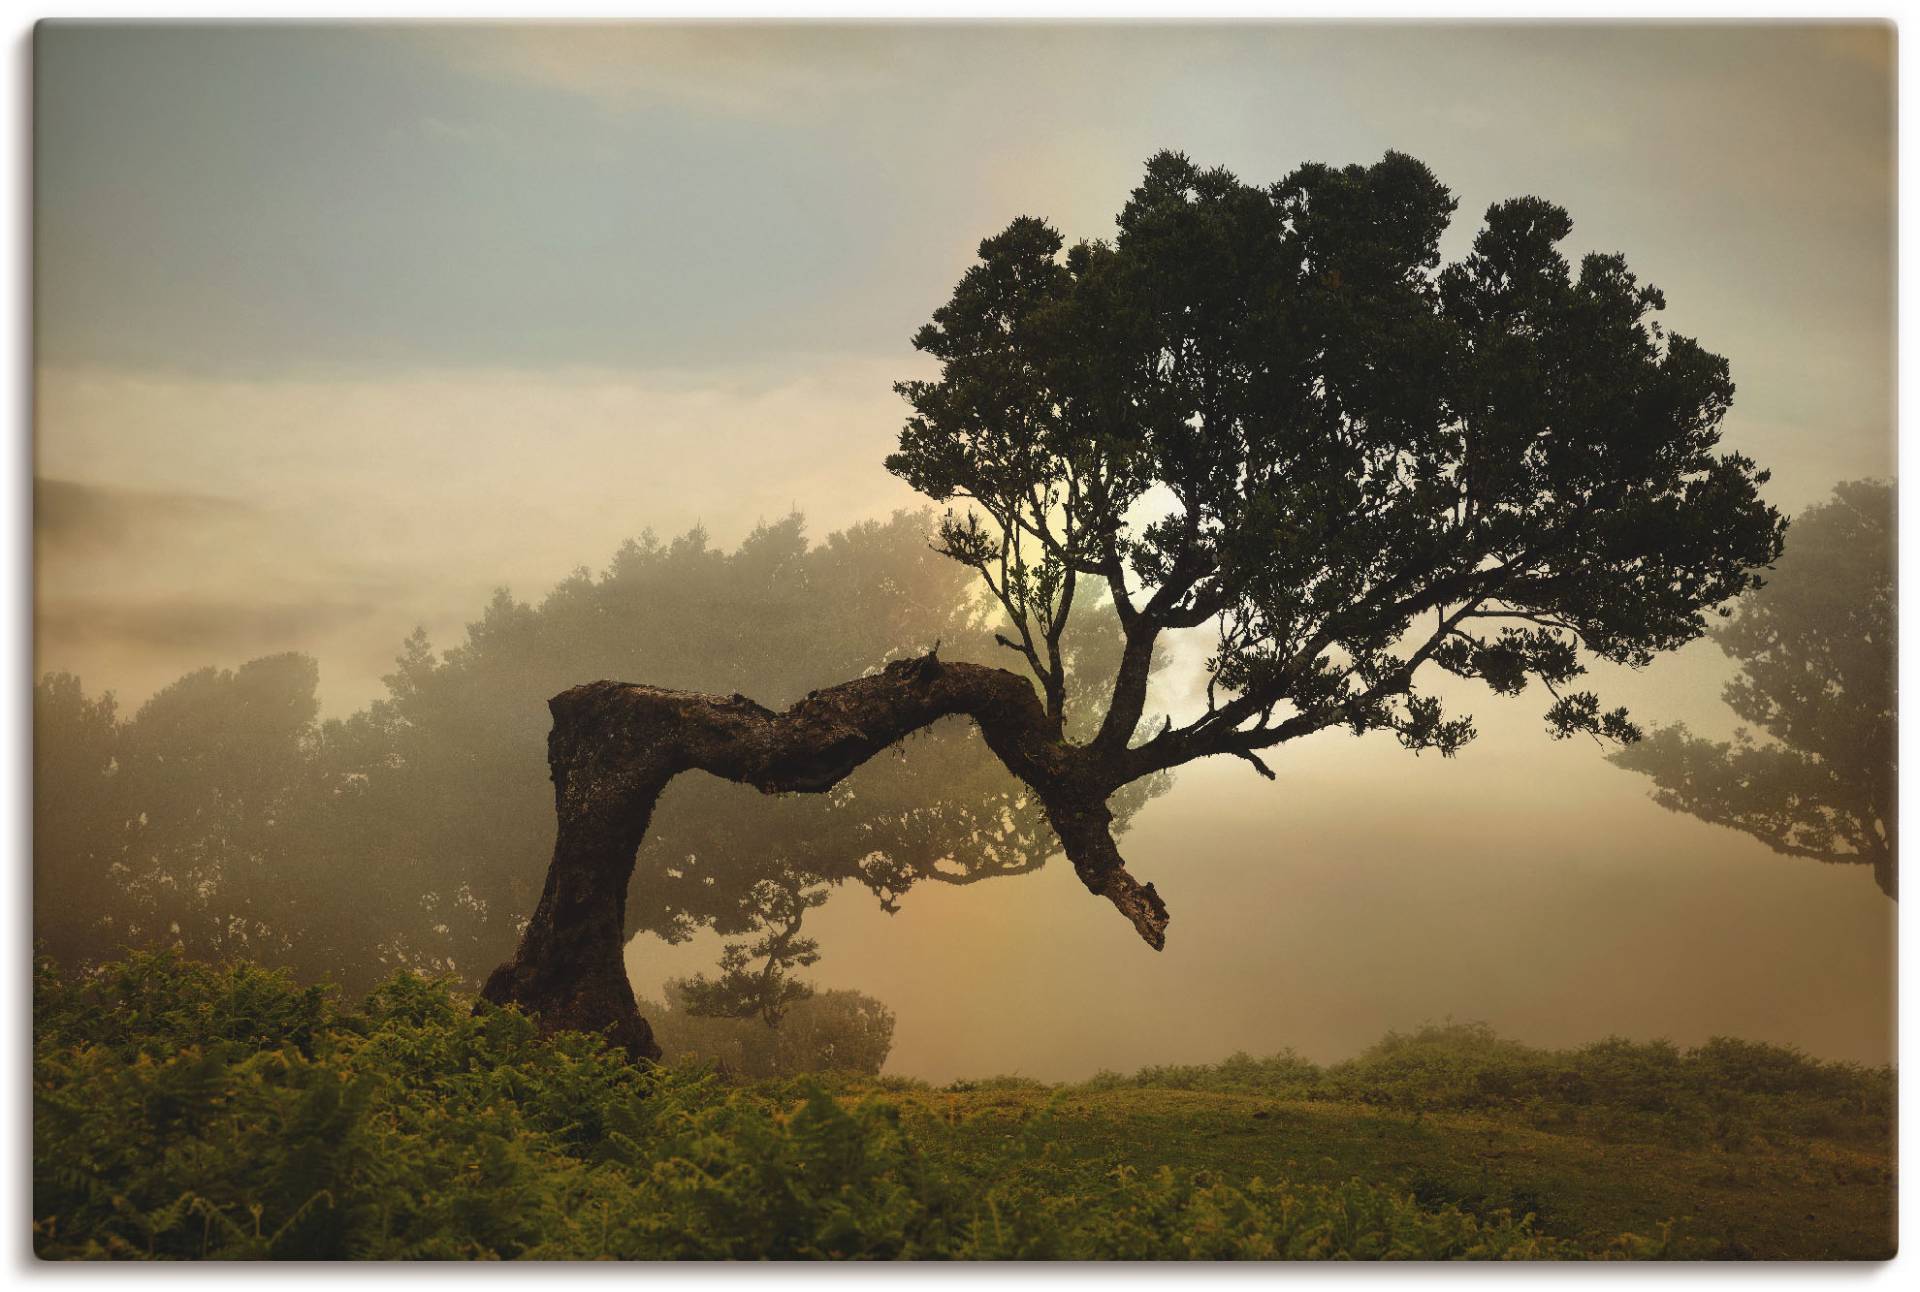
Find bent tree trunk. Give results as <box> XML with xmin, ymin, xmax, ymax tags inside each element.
<box><xmin>481</xmin><ymin>652</ymin><xmax>1168</xmax><ymax>1060</ymax></box>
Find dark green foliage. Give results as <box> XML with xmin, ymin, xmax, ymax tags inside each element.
<box><xmin>890</xmin><ymin>150</ymin><xmax>1783</xmax><ymax>774</ymax></box>
<box><xmin>35</xmin><ymin>952</ymin><xmax>334</xmax><ymax>1062</ymax></box>
<box><xmin>38</xmin><ymin>955</ymin><xmax>1706</xmax><ymax>1260</ymax></box>
<box><xmin>937</xmin><ymin>1163</ymin><xmax>1633</xmax><ymax>1260</ymax></box>
<box><xmin>1612</xmin><ymin>480</ymin><xmax>1897</xmax><ymax>895</ymax></box>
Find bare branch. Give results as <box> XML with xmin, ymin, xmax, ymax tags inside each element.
<box><xmin>1232</xmin><ymin>749</ymin><xmax>1277</xmax><ymax>780</ymax></box>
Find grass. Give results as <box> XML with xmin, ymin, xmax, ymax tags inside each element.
<box><xmin>32</xmin><ymin>953</ymin><xmax>1896</xmax><ymax>1260</ymax></box>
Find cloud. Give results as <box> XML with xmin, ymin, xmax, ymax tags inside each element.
<box><xmin>35</xmin><ymin>477</ymin><xmax>254</xmax><ymax>556</ymax></box>
<box><xmin>37</xmin><ymin>594</ymin><xmax>387</xmax><ymax>659</ymax></box>
<box><xmin>33</xmin><ymin>358</ymin><xmax>927</xmax><ymax>714</ymax></box>
<box><xmin>421</xmin><ymin>25</ymin><xmax>905</xmax><ymax>118</ymax></box>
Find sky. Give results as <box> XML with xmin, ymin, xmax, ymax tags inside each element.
<box><xmin>34</xmin><ymin>22</ymin><xmax>1896</xmax><ymax>1076</ymax></box>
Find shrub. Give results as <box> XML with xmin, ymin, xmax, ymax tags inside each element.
<box><xmin>637</xmin><ymin>983</ymin><xmax>896</xmax><ymax>1079</ymax></box>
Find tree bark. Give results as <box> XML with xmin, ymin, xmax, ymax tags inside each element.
<box><xmin>482</xmin><ymin>651</ymin><xmax>1167</xmax><ymax>1059</ymax></box>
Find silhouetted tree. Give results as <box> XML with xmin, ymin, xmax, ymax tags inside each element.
<box><xmin>1612</xmin><ymin>481</ymin><xmax>1896</xmax><ymax>896</ymax></box>
<box><xmin>483</xmin><ymin>150</ymin><xmax>1787</xmax><ymax>1061</ymax></box>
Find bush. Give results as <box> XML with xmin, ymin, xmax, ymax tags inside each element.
<box><xmin>1074</xmin><ymin>1049</ymin><xmax>1322</xmax><ymax>1097</ymax></box>
<box><xmin>637</xmin><ymin>983</ymin><xmax>896</xmax><ymax>1079</ymax></box>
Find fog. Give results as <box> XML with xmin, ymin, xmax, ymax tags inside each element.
<box><xmin>34</xmin><ymin>23</ymin><xmax>1894</xmax><ymax>1079</ymax></box>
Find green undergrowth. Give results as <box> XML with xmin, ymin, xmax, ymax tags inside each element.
<box><xmin>33</xmin><ymin>953</ymin><xmax>1895</xmax><ymax>1260</ymax></box>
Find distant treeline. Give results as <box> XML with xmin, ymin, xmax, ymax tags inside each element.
<box><xmin>35</xmin><ymin>510</ymin><xmax>1156</xmax><ymax>1003</ymax></box>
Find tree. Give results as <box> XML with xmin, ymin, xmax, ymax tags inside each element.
<box><xmin>1611</xmin><ymin>480</ymin><xmax>1896</xmax><ymax>896</ymax></box>
<box><xmin>482</xmin><ymin>150</ymin><xmax>1787</xmax><ymax>1060</ymax></box>
<box><xmin>112</xmin><ymin>654</ymin><xmax>325</xmax><ymax>963</ymax></box>
<box><xmin>326</xmin><ymin>510</ymin><xmax>1159</xmax><ymax>1001</ymax></box>
<box><xmin>33</xmin><ymin>511</ymin><xmax>1160</xmax><ymax>1004</ymax></box>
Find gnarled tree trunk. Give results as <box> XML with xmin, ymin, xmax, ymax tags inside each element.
<box><xmin>481</xmin><ymin>652</ymin><xmax>1167</xmax><ymax>1060</ymax></box>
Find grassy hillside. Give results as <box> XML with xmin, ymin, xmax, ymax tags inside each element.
<box><xmin>33</xmin><ymin>954</ymin><xmax>1895</xmax><ymax>1260</ymax></box>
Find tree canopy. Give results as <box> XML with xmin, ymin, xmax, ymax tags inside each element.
<box><xmin>1612</xmin><ymin>480</ymin><xmax>1896</xmax><ymax>896</ymax></box>
<box><xmin>888</xmin><ymin>150</ymin><xmax>1786</xmax><ymax>779</ymax></box>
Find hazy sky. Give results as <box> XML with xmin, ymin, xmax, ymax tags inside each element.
<box><xmin>35</xmin><ymin>23</ymin><xmax>1895</xmax><ymax>1076</ymax></box>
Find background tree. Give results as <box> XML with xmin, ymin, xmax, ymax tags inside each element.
<box><xmin>33</xmin><ymin>673</ymin><xmax>124</xmax><ymax>966</ymax></box>
<box><xmin>33</xmin><ymin>511</ymin><xmax>1162</xmax><ymax>1011</ymax></box>
<box><xmin>1611</xmin><ymin>480</ymin><xmax>1896</xmax><ymax>896</ymax></box>
<box><xmin>483</xmin><ymin>149</ymin><xmax>1786</xmax><ymax>1061</ymax></box>
<box><xmin>34</xmin><ymin>656</ymin><xmax>324</xmax><ymax>970</ymax></box>
<box><xmin>113</xmin><ymin>654</ymin><xmax>325</xmax><ymax>964</ymax></box>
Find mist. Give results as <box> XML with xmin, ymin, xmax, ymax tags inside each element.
<box><xmin>33</xmin><ymin>22</ymin><xmax>1895</xmax><ymax>1083</ymax></box>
